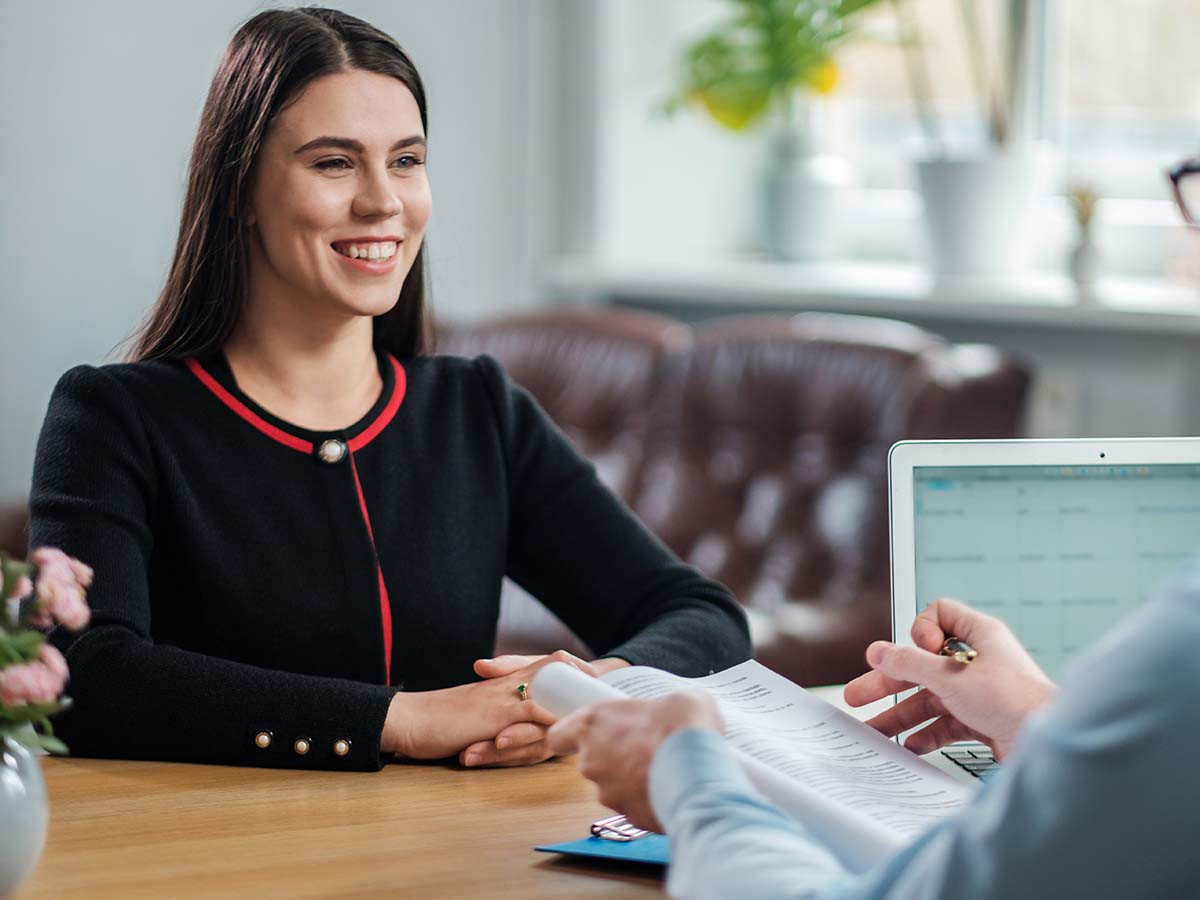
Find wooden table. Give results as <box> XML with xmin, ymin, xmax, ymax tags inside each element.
<box><xmin>18</xmin><ymin>687</ymin><xmax>878</xmax><ymax>898</ymax></box>
<box><xmin>19</xmin><ymin>755</ymin><xmax>663</xmax><ymax>899</ymax></box>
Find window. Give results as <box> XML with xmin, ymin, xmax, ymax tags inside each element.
<box><xmin>1055</xmin><ymin>0</ymin><xmax>1200</xmax><ymax>199</ymax></box>
<box><xmin>584</xmin><ymin>0</ymin><xmax>1200</xmax><ymax>280</ymax></box>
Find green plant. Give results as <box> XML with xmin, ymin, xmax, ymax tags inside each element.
<box><xmin>1</xmin><ymin>547</ymin><xmax>93</xmax><ymax>754</ymax></box>
<box><xmin>664</xmin><ymin>0</ymin><xmax>883</xmax><ymax>132</ymax></box>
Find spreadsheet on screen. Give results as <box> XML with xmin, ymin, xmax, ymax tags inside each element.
<box><xmin>912</xmin><ymin>463</ymin><xmax>1200</xmax><ymax>676</ymax></box>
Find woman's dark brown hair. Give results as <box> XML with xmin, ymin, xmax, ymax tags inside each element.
<box><xmin>128</xmin><ymin>7</ymin><xmax>432</xmax><ymax>361</ymax></box>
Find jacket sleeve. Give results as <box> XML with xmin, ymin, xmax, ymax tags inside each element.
<box><xmin>473</xmin><ymin>354</ymin><xmax>751</xmax><ymax>676</ymax></box>
<box><xmin>30</xmin><ymin>365</ymin><xmax>398</xmax><ymax>771</ymax></box>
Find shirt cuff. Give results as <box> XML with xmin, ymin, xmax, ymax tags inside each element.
<box><xmin>650</xmin><ymin>726</ymin><xmax>758</xmax><ymax>829</ymax></box>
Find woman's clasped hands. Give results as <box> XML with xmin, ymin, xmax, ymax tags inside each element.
<box><xmin>381</xmin><ymin>650</ymin><xmax>630</xmax><ymax>768</ymax></box>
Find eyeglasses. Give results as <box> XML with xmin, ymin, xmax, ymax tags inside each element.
<box><xmin>1168</xmin><ymin>156</ymin><xmax>1200</xmax><ymax>227</ymax></box>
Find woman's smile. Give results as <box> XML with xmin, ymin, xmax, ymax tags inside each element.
<box><xmin>331</xmin><ymin>236</ymin><xmax>403</xmax><ymax>274</ymax></box>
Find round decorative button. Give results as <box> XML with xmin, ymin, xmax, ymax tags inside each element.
<box><xmin>254</xmin><ymin>731</ymin><xmax>272</xmax><ymax>749</ymax></box>
<box><xmin>332</xmin><ymin>739</ymin><xmax>351</xmax><ymax>757</ymax></box>
<box><xmin>293</xmin><ymin>737</ymin><xmax>311</xmax><ymax>755</ymax></box>
<box><xmin>317</xmin><ymin>439</ymin><xmax>347</xmax><ymax>465</ymax></box>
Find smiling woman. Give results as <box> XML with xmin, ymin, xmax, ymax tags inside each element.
<box><xmin>28</xmin><ymin>7</ymin><xmax>750</xmax><ymax>773</ymax></box>
<box><xmin>242</xmin><ymin>72</ymin><xmax>431</xmax><ymax>326</ymax></box>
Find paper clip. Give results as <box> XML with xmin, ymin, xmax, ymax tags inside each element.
<box><xmin>590</xmin><ymin>813</ymin><xmax>651</xmax><ymax>842</ymax></box>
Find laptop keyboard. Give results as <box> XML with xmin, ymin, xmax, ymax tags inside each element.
<box><xmin>941</xmin><ymin>742</ymin><xmax>1000</xmax><ymax>781</ymax></box>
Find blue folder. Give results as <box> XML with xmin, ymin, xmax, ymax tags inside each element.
<box><xmin>535</xmin><ymin>833</ymin><xmax>670</xmax><ymax>866</ymax></box>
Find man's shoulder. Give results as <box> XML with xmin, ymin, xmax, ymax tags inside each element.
<box><xmin>1052</xmin><ymin>561</ymin><xmax>1200</xmax><ymax>741</ymax></box>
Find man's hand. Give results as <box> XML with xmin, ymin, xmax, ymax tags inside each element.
<box><xmin>547</xmin><ymin>692</ymin><xmax>723</xmax><ymax>832</ymax></box>
<box><xmin>844</xmin><ymin>598</ymin><xmax>1056</xmax><ymax>759</ymax></box>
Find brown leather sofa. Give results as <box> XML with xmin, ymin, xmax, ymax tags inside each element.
<box><xmin>1</xmin><ymin>308</ymin><xmax>1030</xmax><ymax>687</ymax></box>
<box><xmin>440</xmin><ymin>308</ymin><xmax>1031</xmax><ymax>686</ymax></box>
<box><xmin>0</xmin><ymin>502</ymin><xmax>25</xmax><ymax>561</ymax></box>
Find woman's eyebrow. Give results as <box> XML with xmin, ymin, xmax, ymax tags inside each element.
<box><xmin>293</xmin><ymin>135</ymin><xmax>427</xmax><ymax>155</ymax></box>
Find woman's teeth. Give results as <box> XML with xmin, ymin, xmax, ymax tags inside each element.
<box><xmin>334</xmin><ymin>241</ymin><xmax>398</xmax><ymax>260</ymax></box>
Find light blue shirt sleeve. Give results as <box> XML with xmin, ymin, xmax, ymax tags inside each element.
<box><xmin>648</xmin><ymin>560</ymin><xmax>1200</xmax><ymax>900</ymax></box>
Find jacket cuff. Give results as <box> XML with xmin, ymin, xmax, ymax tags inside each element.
<box><xmin>244</xmin><ymin>684</ymin><xmax>398</xmax><ymax>772</ymax></box>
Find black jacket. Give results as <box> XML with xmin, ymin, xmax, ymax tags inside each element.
<box><xmin>30</xmin><ymin>350</ymin><xmax>750</xmax><ymax>771</ymax></box>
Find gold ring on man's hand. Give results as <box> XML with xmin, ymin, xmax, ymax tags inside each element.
<box><xmin>516</xmin><ymin>683</ymin><xmax>529</xmax><ymax>702</ymax></box>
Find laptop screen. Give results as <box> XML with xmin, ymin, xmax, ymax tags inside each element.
<box><xmin>912</xmin><ymin>462</ymin><xmax>1200</xmax><ymax>676</ymax></box>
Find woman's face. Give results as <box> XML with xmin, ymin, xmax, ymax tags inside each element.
<box><xmin>246</xmin><ymin>69</ymin><xmax>432</xmax><ymax>322</ymax></box>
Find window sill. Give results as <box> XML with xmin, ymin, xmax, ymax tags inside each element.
<box><xmin>543</xmin><ymin>256</ymin><xmax>1200</xmax><ymax>338</ymax></box>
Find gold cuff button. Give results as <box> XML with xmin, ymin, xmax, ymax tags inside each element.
<box><xmin>254</xmin><ymin>731</ymin><xmax>272</xmax><ymax>749</ymax></box>
<box><xmin>333</xmin><ymin>739</ymin><xmax>351</xmax><ymax>757</ymax></box>
<box><xmin>293</xmin><ymin>737</ymin><xmax>311</xmax><ymax>756</ymax></box>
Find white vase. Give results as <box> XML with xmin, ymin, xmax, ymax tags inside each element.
<box><xmin>0</xmin><ymin>736</ymin><xmax>48</xmax><ymax>897</ymax></box>
<box><xmin>1069</xmin><ymin>231</ymin><xmax>1101</xmax><ymax>303</ymax></box>
<box><xmin>916</xmin><ymin>147</ymin><xmax>1054</xmax><ymax>281</ymax></box>
<box><xmin>759</xmin><ymin>123</ymin><xmax>854</xmax><ymax>262</ymax></box>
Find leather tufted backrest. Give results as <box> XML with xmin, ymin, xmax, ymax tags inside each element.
<box><xmin>628</xmin><ymin>313</ymin><xmax>1030</xmax><ymax>684</ymax></box>
<box><xmin>632</xmin><ymin>315</ymin><xmax>919</xmax><ymax>608</ymax></box>
<box><xmin>0</xmin><ymin>500</ymin><xmax>27</xmax><ymax>558</ymax></box>
<box><xmin>437</xmin><ymin>307</ymin><xmax>691</xmax><ymax>502</ymax></box>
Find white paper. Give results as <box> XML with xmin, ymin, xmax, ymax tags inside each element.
<box><xmin>534</xmin><ymin>659</ymin><xmax>969</xmax><ymax>873</ymax></box>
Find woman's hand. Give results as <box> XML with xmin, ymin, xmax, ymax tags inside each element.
<box><xmin>547</xmin><ymin>692</ymin><xmax>723</xmax><ymax>832</ymax></box>
<box><xmin>381</xmin><ymin>650</ymin><xmax>596</xmax><ymax>762</ymax></box>
<box><xmin>455</xmin><ymin>652</ymin><xmax>631</xmax><ymax>768</ymax></box>
<box><xmin>844</xmin><ymin>598</ymin><xmax>1056</xmax><ymax>759</ymax></box>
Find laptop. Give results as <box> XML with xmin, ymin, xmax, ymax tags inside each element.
<box><xmin>888</xmin><ymin>438</ymin><xmax>1200</xmax><ymax>784</ymax></box>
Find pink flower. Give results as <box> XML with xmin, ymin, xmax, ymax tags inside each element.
<box><xmin>0</xmin><ymin>658</ymin><xmax>66</xmax><ymax>706</ymax></box>
<box><xmin>32</xmin><ymin>547</ymin><xmax>93</xmax><ymax>589</ymax></box>
<box><xmin>31</xmin><ymin>547</ymin><xmax>91</xmax><ymax>631</ymax></box>
<box><xmin>39</xmin><ymin>643</ymin><xmax>69</xmax><ymax>682</ymax></box>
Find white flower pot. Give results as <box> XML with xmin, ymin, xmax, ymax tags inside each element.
<box><xmin>760</xmin><ymin>129</ymin><xmax>854</xmax><ymax>262</ymax></box>
<box><xmin>0</xmin><ymin>736</ymin><xmax>48</xmax><ymax>897</ymax></box>
<box><xmin>916</xmin><ymin>148</ymin><xmax>1053</xmax><ymax>280</ymax></box>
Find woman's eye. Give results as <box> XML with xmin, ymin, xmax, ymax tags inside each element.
<box><xmin>313</xmin><ymin>156</ymin><xmax>423</xmax><ymax>172</ymax></box>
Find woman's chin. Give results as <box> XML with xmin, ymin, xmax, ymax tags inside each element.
<box><xmin>329</xmin><ymin>290</ymin><xmax>403</xmax><ymax>321</ymax></box>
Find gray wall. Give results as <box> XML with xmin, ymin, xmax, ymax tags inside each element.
<box><xmin>0</xmin><ymin>0</ymin><xmax>562</xmax><ymax>498</ymax></box>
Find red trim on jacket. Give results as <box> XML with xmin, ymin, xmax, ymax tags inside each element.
<box><xmin>184</xmin><ymin>359</ymin><xmax>313</xmax><ymax>454</ymax></box>
<box><xmin>349</xmin><ymin>356</ymin><xmax>406</xmax><ymax>452</ymax></box>
<box><xmin>185</xmin><ymin>354</ymin><xmax>406</xmax><ymax>454</ymax></box>
<box><xmin>351</xmin><ymin>454</ymin><xmax>393</xmax><ymax>685</ymax></box>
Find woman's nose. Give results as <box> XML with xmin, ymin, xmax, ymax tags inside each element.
<box><xmin>352</xmin><ymin>168</ymin><xmax>403</xmax><ymax>219</ymax></box>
